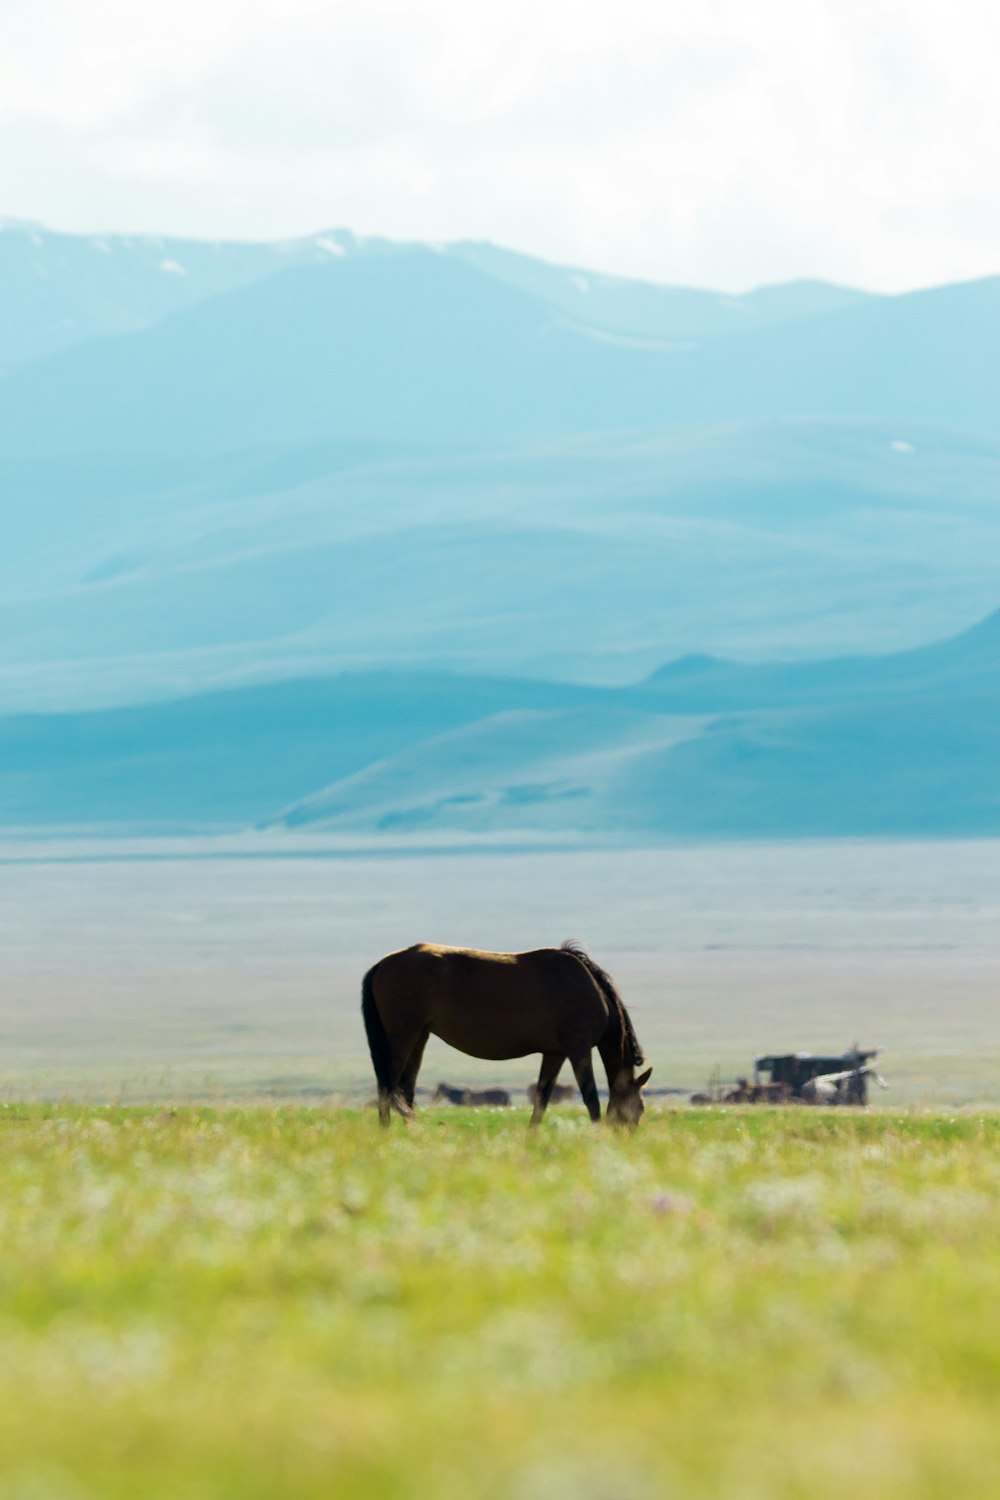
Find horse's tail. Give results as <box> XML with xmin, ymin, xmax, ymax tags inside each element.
<box><xmin>361</xmin><ymin>963</ymin><xmax>394</xmax><ymax>1092</ymax></box>
<box><xmin>561</xmin><ymin>939</ymin><xmax>645</xmax><ymax>1067</ymax></box>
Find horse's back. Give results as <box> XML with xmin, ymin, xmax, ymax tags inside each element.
<box><xmin>376</xmin><ymin>942</ymin><xmax>569</xmax><ymax>979</ymax></box>
<box><xmin>402</xmin><ymin>943</ymin><xmax>595</xmax><ymax>996</ymax></box>
<box><xmin>407</xmin><ymin>942</ymin><xmax>521</xmax><ymax>965</ymax></box>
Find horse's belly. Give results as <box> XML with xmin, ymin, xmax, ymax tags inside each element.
<box><xmin>430</xmin><ymin>1014</ymin><xmax>541</xmax><ymax>1061</ymax></box>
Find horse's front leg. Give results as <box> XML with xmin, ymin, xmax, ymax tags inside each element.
<box><xmin>570</xmin><ymin>1053</ymin><xmax>601</xmax><ymax>1122</ymax></box>
<box><xmin>529</xmin><ymin>1052</ymin><xmax>565</xmax><ymax>1128</ymax></box>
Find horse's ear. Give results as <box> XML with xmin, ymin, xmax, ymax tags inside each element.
<box><xmin>635</xmin><ymin>1066</ymin><xmax>652</xmax><ymax>1089</ymax></box>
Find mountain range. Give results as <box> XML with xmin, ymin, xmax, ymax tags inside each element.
<box><xmin>0</xmin><ymin>218</ymin><xmax>873</xmax><ymax>371</ymax></box>
<box><xmin>2</xmin><ymin>233</ymin><xmax>1000</xmax><ymax>459</ymax></box>
<box><xmin>0</xmin><ymin>219</ymin><xmax>996</xmax><ymax>838</ymax></box>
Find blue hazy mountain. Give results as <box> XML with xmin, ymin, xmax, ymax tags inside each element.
<box><xmin>642</xmin><ymin>598</ymin><xmax>1000</xmax><ymax>710</ymax></box>
<box><xmin>0</xmin><ymin>252</ymin><xmax>594</xmax><ymax>454</ymax></box>
<box><xmin>0</xmin><ymin>218</ymin><xmax>872</xmax><ymax>371</ymax></box>
<box><xmin>1</xmin><ymin>223</ymin><xmax>997</xmax><ymax>841</ymax></box>
<box><xmin>268</xmin><ymin>609</ymin><xmax>1000</xmax><ymax>839</ymax></box>
<box><xmin>3</xmin><ymin>417</ymin><xmax>1000</xmax><ymax>711</ymax></box>
<box><xmin>618</xmin><ymin>695</ymin><xmax>1000</xmax><ymax>837</ymax></box>
<box><xmin>0</xmin><ymin>672</ymin><xmax>599</xmax><ymax>827</ymax></box>
<box><xmin>0</xmin><ymin>220</ymin><xmax>406</xmax><ymax>369</ymax></box>
<box><xmin>1</xmin><ymin>610</ymin><xmax>996</xmax><ymax>837</ymax></box>
<box><xmin>1</xmin><ymin>244</ymin><xmax>999</xmax><ymax>458</ymax></box>
<box><xmin>621</xmin><ymin>611</ymin><xmax>1000</xmax><ymax>837</ymax></box>
<box><xmin>448</xmin><ymin>241</ymin><xmax>874</xmax><ymax>340</ymax></box>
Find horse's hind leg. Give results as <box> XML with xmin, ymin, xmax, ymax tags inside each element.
<box><xmin>375</xmin><ymin>1052</ymin><xmax>416</xmax><ymax>1128</ymax></box>
<box><xmin>529</xmin><ymin>1052</ymin><xmax>566</xmax><ymax>1128</ymax></box>
<box><xmin>399</xmin><ymin>1027</ymin><xmax>430</xmax><ymax>1109</ymax></box>
<box><xmin>384</xmin><ymin>1020</ymin><xmax>428</xmax><ymax>1123</ymax></box>
<box><xmin>570</xmin><ymin>1054</ymin><xmax>601</xmax><ymax>1123</ymax></box>
<box><xmin>374</xmin><ymin>1025</ymin><xmax>422</xmax><ymax>1125</ymax></box>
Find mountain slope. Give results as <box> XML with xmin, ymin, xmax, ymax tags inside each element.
<box><xmin>0</xmin><ymin>251</ymin><xmax>623</xmax><ymax>455</ymax></box>
<box><xmin>3</xmin><ymin>419</ymin><xmax>999</xmax><ymax>711</ymax></box>
<box><xmin>618</xmin><ymin>693</ymin><xmax>1000</xmax><ymax>837</ymax></box>
<box><xmin>449</xmin><ymin>242</ymin><xmax>874</xmax><ymax>341</ymax></box>
<box><xmin>642</xmin><ymin>607</ymin><xmax>1000</xmax><ymax>712</ymax></box>
<box><xmin>1</xmin><ymin>251</ymin><xmax>999</xmax><ymax>459</ymax></box>
<box><xmin>2</xmin><ymin>608</ymin><xmax>997</xmax><ymax>839</ymax></box>
<box><xmin>0</xmin><ymin>672</ymin><xmax>601</xmax><ymax>827</ymax></box>
<box><xmin>276</xmin><ymin>706</ymin><xmax>693</xmax><ymax>835</ymax></box>
<box><xmin>274</xmin><ymin>608</ymin><xmax>1000</xmax><ymax>839</ymax></box>
<box><xmin>0</xmin><ymin>220</ymin><xmax>384</xmax><ymax>369</ymax></box>
<box><xmin>686</xmin><ymin>275</ymin><xmax>1000</xmax><ymax>436</ymax></box>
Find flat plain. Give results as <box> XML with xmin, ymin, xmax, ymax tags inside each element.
<box><xmin>2</xmin><ymin>1106</ymin><xmax>1000</xmax><ymax>1500</ymax></box>
<box><xmin>1</xmin><ymin>837</ymin><xmax>998</xmax><ymax>1105</ymax></box>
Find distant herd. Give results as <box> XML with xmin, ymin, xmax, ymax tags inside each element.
<box><xmin>431</xmin><ymin>1081</ymin><xmax>579</xmax><ymax>1109</ymax></box>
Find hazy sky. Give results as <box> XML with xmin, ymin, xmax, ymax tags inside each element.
<box><xmin>2</xmin><ymin>0</ymin><xmax>997</xmax><ymax>291</ymax></box>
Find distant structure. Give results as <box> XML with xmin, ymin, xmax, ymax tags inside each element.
<box><xmin>754</xmin><ymin>1047</ymin><xmax>881</xmax><ymax>1105</ymax></box>
<box><xmin>691</xmin><ymin>1046</ymin><xmax>885</xmax><ymax>1106</ymax></box>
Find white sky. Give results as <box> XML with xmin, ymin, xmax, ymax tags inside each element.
<box><xmin>1</xmin><ymin>0</ymin><xmax>998</xmax><ymax>291</ymax></box>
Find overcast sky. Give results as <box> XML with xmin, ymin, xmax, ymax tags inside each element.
<box><xmin>1</xmin><ymin>0</ymin><xmax>997</xmax><ymax>291</ymax></box>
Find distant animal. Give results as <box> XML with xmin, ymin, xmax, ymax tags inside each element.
<box><xmin>361</xmin><ymin>939</ymin><xmax>651</xmax><ymax>1129</ymax></box>
<box><xmin>433</xmin><ymin>1082</ymin><xmax>512</xmax><ymax>1107</ymax></box>
<box><xmin>433</xmin><ymin>1083</ymin><xmax>471</xmax><ymax>1106</ymax></box>
<box><xmin>723</xmin><ymin>1077</ymin><xmax>756</xmax><ymax>1104</ymax></box>
<box><xmin>525</xmin><ymin>1081</ymin><xmax>578</xmax><ymax>1106</ymax></box>
<box><xmin>801</xmin><ymin>1065</ymin><xmax>887</xmax><ymax>1105</ymax></box>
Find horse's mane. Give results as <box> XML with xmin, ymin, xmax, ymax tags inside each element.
<box><xmin>561</xmin><ymin>939</ymin><xmax>645</xmax><ymax>1068</ymax></box>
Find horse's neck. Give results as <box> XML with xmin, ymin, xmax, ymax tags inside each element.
<box><xmin>596</xmin><ymin>1007</ymin><xmax>628</xmax><ymax>1085</ymax></box>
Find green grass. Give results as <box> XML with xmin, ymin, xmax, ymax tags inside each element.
<box><xmin>2</xmin><ymin>1106</ymin><xmax>999</xmax><ymax>1499</ymax></box>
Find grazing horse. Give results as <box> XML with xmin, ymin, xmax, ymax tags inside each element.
<box><xmin>362</xmin><ymin>940</ymin><xmax>651</xmax><ymax>1129</ymax></box>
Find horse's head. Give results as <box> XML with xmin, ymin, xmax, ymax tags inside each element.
<box><xmin>607</xmin><ymin>1065</ymin><xmax>653</xmax><ymax>1129</ymax></box>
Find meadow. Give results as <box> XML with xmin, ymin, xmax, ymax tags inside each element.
<box><xmin>3</xmin><ymin>840</ymin><xmax>998</xmax><ymax>1495</ymax></box>
<box><xmin>2</xmin><ymin>1105</ymin><xmax>1000</xmax><ymax>1500</ymax></box>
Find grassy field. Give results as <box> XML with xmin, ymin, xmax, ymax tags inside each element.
<box><xmin>2</xmin><ymin>1106</ymin><xmax>999</xmax><ymax>1500</ymax></box>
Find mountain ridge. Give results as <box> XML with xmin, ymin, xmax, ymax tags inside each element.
<box><xmin>0</xmin><ymin>217</ymin><xmax>878</xmax><ymax>370</ymax></box>
<box><xmin>1</xmin><ymin>242</ymin><xmax>996</xmax><ymax>461</ymax></box>
<box><xmin>1</xmin><ymin>606</ymin><xmax>996</xmax><ymax>839</ymax></box>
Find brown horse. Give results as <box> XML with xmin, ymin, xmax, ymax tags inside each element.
<box><xmin>361</xmin><ymin>940</ymin><xmax>651</xmax><ymax>1128</ymax></box>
